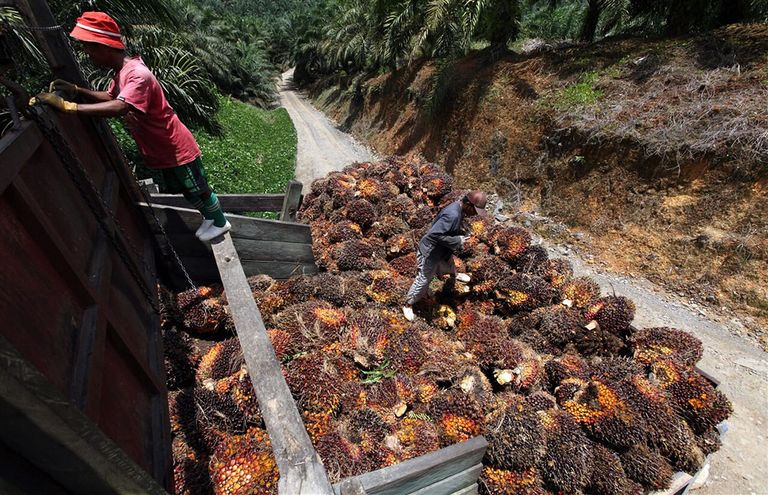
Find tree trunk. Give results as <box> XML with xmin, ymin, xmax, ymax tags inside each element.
<box><xmin>580</xmin><ymin>0</ymin><xmax>601</xmax><ymax>42</ymax></box>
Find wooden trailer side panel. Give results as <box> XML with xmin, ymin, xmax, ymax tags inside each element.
<box><xmin>0</xmin><ymin>113</ymin><xmax>170</xmax><ymax>492</ymax></box>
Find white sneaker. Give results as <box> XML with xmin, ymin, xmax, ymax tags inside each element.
<box><xmin>199</xmin><ymin>221</ymin><xmax>231</xmax><ymax>242</ymax></box>
<box><xmin>456</xmin><ymin>273</ymin><xmax>471</xmax><ymax>283</ymax></box>
<box><xmin>402</xmin><ymin>306</ymin><xmax>415</xmax><ymax>321</ymax></box>
<box><xmin>195</xmin><ymin>219</ymin><xmax>215</xmax><ymax>238</ymax></box>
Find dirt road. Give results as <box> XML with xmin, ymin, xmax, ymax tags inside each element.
<box><xmin>279</xmin><ymin>69</ymin><xmax>374</xmax><ymax>192</ymax></box>
<box><xmin>280</xmin><ymin>79</ymin><xmax>768</xmax><ymax>495</ymax></box>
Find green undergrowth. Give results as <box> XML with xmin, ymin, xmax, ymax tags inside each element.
<box><xmin>551</xmin><ymin>71</ymin><xmax>604</xmax><ymax>110</ymax></box>
<box><xmin>114</xmin><ymin>95</ymin><xmax>297</xmax><ymax>196</ymax></box>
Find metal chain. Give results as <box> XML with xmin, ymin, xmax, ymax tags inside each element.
<box><xmin>22</xmin><ymin>24</ymin><xmax>63</xmax><ymax>32</ymax></box>
<box><xmin>29</xmin><ymin>107</ymin><xmax>162</xmax><ymax>314</ymax></box>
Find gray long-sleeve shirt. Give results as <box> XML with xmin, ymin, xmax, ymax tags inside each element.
<box><xmin>418</xmin><ymin>201</ymin><xmax>464</xmax><ymax>262</ymax></box>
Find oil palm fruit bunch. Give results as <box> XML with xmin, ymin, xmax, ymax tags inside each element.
<box><xmin>166</xmin><ymin>157</ymin><xmax>731</xmax><ymax>494</ymax></box>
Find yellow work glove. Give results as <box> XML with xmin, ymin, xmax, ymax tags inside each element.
<box><xmin>49</xmin><ymin>79</ymin><xmax>79</xmax><ymax>99</ymax></box>
<box><xmin>30</xmin><ymin>92</ymin><xmax>78</xmax><ymax>113</ymax></box>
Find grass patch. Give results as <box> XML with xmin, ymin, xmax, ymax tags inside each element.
<box><xmin>117</xmin><ymin>95</ymin><xmax>297</xmax><ymax>195</ymax></box>
<box><xmin>552</xmin><ymin>71</ymin><xmax>604</xmax><ymax>110</ymax></box>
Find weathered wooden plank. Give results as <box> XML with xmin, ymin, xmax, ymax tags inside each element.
<box><xmin>141</xmin><ymin>203</ymin><xmax>312</xmax><ymax>243</ymax></box>
<box><xmin>211</xmin><ymin>233</ymin><xmax>334</xmax><ymax>495</ymax></box>
<box><xmin>280</xmin><ymin>180</ymin><xmax>303</xmax><ymax>222</ymax></box>
<box><xmin>448</xmin><ymin>485</ymin><xmax>477</xmax><ymax>495</ymax></box>
<box><xmin>150</xmin><ymin>193</ymin><xmax>285</xmax><ymax>212</ymax></box>
<box><xmin>695</xmin><ymin>366</ymin><xmax>721</xmax><ymax>387</ymax></box>
<box><xmin>162</xmin><ymin>234</ymin><xmax>316</xmax><ymax>263</ymax></box>
<box><xmin>408</xmin><ymin>464</ymin><xmax>483</xmax><ymax>495</ymax></box>
<box><xmin>648</xmin><ymin>471</ymin><xmax>693</xmax><ymax>495</ymax></box>
<box><xmin>0</xmin><ymin>122</ymin><xmax>42</xmax><ymax>195</ymax></box>
<box><xmin>0</xmin><ymin>334</ymin><xmax>169</xmax><ymax>495</ymax></box>
<box><xmin>336</xmin><ymin>437</ymin><xmax>488</xmax><ymax>495</ymax></box>
<box><xmin>178</xmin><ymin>256</ymin><xmax>317</xmax><ymax>284</ymax></box>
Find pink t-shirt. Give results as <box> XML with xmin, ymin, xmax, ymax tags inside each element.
<box><xmin>108</xmin><ymin>57</ymin><xmax>200</xmax><ymax>169</ymax></box>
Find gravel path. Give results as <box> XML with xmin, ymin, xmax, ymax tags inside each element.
<box><xmin>279</xmin><ymin>69</ymin><xmax>374</xmax><ymax>192</ymax></box>
<box><xmin>279</xmin><ymin>77</ymin><xmax>768</xmax><ymax>495</ymax></box>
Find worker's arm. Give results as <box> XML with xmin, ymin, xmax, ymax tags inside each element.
<box><xmin>32</xmin><ymin>92</ymin><xmax>130</xmax><ymax>117</ymax></box>
<box><xmin>77</xmin><ymin>87</ymin><xmax>114</xmax><ymax>103</ymax></box>
<box><xmin>50</xmin><ymin>79</ymin><xmax>113</xmax><ymax>103</ymax></box>
<box><xmin>76</xmin><ymin>99</ymin><xmax>131</xmax><ymax>117</ymax></box>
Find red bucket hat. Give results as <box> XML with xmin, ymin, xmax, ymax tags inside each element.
<box><xmin>70</xmin><ymin>12</ymin><xmax>126</xmax><ymax>50</ymax></box>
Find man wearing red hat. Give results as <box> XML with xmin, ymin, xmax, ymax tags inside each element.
<box><xmin>402</xmin><ymin>190</ymin><xmax>487</xmax><ymax>321</ymax></box>
<box><xmin>32</xmin><ymin>11</ymin><xmax>230</xmax><ymax>242</ymax></box>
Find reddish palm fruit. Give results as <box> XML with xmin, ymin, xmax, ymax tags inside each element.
<box><xmin>544</xmin><ymin>352</ymin><xmax>591</xmax><ymax>391</ymax></box>
<box><xmin>159</xmin><ymin>285</ymin><xmax>182</xmax><ymax>328</ymax></box>
<box><xmin>274</xmin><ymin>301</ymin><xmax>347</xmax><ymax>351</ymax></box>
<box><xmin>253</xmin><ymin>291</ymin><xmax>286</xmax><ymax>322</ymax></box>
<box><xmin>465</xmin><ymin>254</ymin><xmax>512</xmax><ymax>293</ymax></box>
<box><xmin>524</xmin><ymin>391</ymin><xmax>557</xmax><ymax>412</ymax></box>
<box><xmin>436</xmin><ymin>189</ymin><xmax>468</xmax><ymax>210</ymax></box>
<box><xmin>537</xmin><ymin>409</ymin><xmax>593</xmax><ymax>493</ymax></box>
<box><xmin>311</xmin><ymin>273</ymin><xmax>345</xmax><ymax>306</ymax></box>
<box><xmin>209</xmin><ymin>427</ymin><xmax>278</xmax><ymax>495</ymax></box>
<box><xmin>385</xmin><ymin>324</ymin><xmax>431</xmax><ymax>375</ymax></box>
<box><xmin>310</xmin><ymin>177</ymin><xmax>330</xmax><ymax>196</ymax></box>
<box><xmin>406</xmin><ymin>205</ymin><xmax>433</xmax><ymax>229</ymax></box>
<box><xmin>365</xmin><ymin>270</ymin><xmax>407</xmax><ymax>306</ymax></box>
<box><xmin>483</xmin><ymin>395</ymin><xmax>546</xmax><ymax>470</ymax></box>
<box><xmin>456</xmin><ymin>311</ymin><xmax>521</xmax><ymax>368</ymax></box>
<box><xmin>589</xmin><ymin>356</ymin><xmax>644</xmax><ymax>383</ymax></box>
<box><xmin>512</xmin><ymin>245</ymin><xmax>549</xmax><ymax>274</ymax></box>
<box><xmin>196</xmin><ymin>340</ymin><xmax>242</xmax><ymax>386</ymax></box>
<box><xmin>538</xmin><ymin>258</ymin><xmax>573</xmax><ymax>290</ymax></box>
<box><xmin>266</xmin><ymin>329</ymin><xmax>294</xmax><ymax>361</ymax></box>
<box><xmin>431</xmin><ymin>304</ymin><xmax>458</xmax><ymax>330</ymax></box>
<box><xmin>247</xmin><ymin>274</ymin><xmax>275</xmax><ymax>293</ymax></box>
<box><xmin>163</xmin><ymin>327</ymin><xmax>201</xmax><ymax>390</ymax></box>
<box><xmin>372</xmin><ymin>215</ymin><xmax>410</xmax><ymax>238</ymax></box>
<box><xmin>389</xmin><ymin>253</ymin><xmax>418</xmax><ymax>276</ymax></box>
<box><xmin>495</xmin><ymin>273</ymin><xmax>551</xmax><ymax>313</ymax></box>
<box><xmin>380</xmin><ymin>193</ymin><xmax>415</xmax><ymax>217</ymax></box>
<box><xmin>172</xmin><ymin>436</ymin><xmax>213</xmax><ymax>495</ymax></box>
<box><xmin>493</xmin><ymin>226</ymin><xmax>531</xmax><ymax>261</ymax></box>
<box><xmin>328</xmin><ymin>220</ymin><xmax>363</xmax><ymax>243</ymax></box>
<box><xmin>428</xmin><ymin>390</ymin><xmax>484</xmax><ymax>446</ymax></box>
<box><xmin>619</xmin><ymin>444</ymin><xmax>674</xmax><ymax>491</ymax></box>
<box><xmin>354</xmin><ymin>177</ymin><xmax>383</xmax><ymax>201</ymax></box>
<box><xmin>303</xmin><ymin>410</ymin><xmax>333</xmax><ymax>443</ymax></box>
<box><xmin>366</xmin><ymin>375</ymin><xmax>415</xmax><ymax>422</ymax></box>
<box><xmin>696</xmin><ymin>427</ymin><xmax>723</xmax><ymax>455</ymax></box>
<box><xmin>190</xmin><ymin>387</ymin><xmax>246</xmax><ymax>450</ymax></box>
<box><xmin>351</xmin><ymin>408</ymin><xmax>392</xmax><ymax>455</ymax></box>
<box><xmin>584</xmin><ymin>296</ymin><xmax>636</xmax><ymax>335</ymax></box>
<box><xmin>624</xmin><ymin>374</ymin><xmax>706</xmax><ymax>472</ymax></box>
<box><xmin>385</xmin><ymin>233</ymin><xmax>415</xmax><ymax>257</ymax></box>
<box><xmin>587</xmin><ymin>443</ymin><xmax>639</xmax><ymax>495</ymax></box>
<box><xmin>333</xmin><ymin>239</ymin><xmax>376</xmax><ymax>271</ymax></box>
<box><xmin>457</xmin><ymin>366</ymin><xmax>494</xmax><ymax>408</ymax></box>
<box><xmin>630</xmin><ymin>327</ymin><xmax>704</xmax><ymax>367</ymax></box>
<box><xmin>344</xmin><ymin>307</ymin><xmax>399</xmax><ymax>367</ymax></box>
<box><xmin>419</xmin><ymin>172</ymin><xmax>454</xmax><ymax>199</ymax></box>
<box><xmin>557</xmin><ymin>375</ymin><xmax>646</xmax><ymax>448</ymax></box>
<box><xmin>323</xmin><ymin>272</ymin><xmax>367</xmax><ymax>309</ymax></box>
<box><xmin>390</xmin><ymin>417</ymin><xmax>441</xmax><ymax>462</ymax></box>
<box><xmin>345</xmin><ymin>198</ymin><xmax>376</xmax><ymax>228</ymax></box>
<box><xmin>535</xmin><ymin>305</ymin><xmax>586</xmax><ymax>352</ymax></box>
<box><xmin>175</xmin><ymin>286</ymin><xmax>227</xmax><ymax>334</ymax></box>
<box><xmin>273</xmin><ymin>275</ymin><xmax>318</xmax><ymax>306</ymax></box>
<box><xmin>315</xmin><ymin>422</ymin><xmax>373</xmax><ymax>482</ymax></box>
<box><xmin>479</xmin><ymin>466</ymin><xmax>547</xmax><ymax>495</ymax></box>
<box><xmin>284</xmin><ymin>353</ymin><xmax>343</xmax><ymax>414</ymax></box>
<box><xmin>328</xmin><ymin>172</ymin><xmax>357</xmax><ymax>199</ymax></box>
<box><xmin>573</xmin><ymin>319</ymin><xmax>627</xmax><ymax>357</ymax></box>
<box><xmin>229</xmin><ymin>371</ymin><xmax>263</xmax><ymax>426</ymax></box>
<box><xmin>381</xmin><ymin>167</ymin><xmax>409</xmax><ymax>191</ymax></box>
<box><xmin>559</xmin><ymin>276</ymin><xmax>601</xmax><ymax>308</ymax></box>
<box><xmin>651</xmin><ymin>359</ymin><xmax>733</xmax><ymax>434</ymax></box>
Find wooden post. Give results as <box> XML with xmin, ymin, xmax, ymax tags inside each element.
<box><xmin>211</xmin><ymin>233</ymin><xmax>334</xmax><ymax>495</ymax></box>
<box><xmin>280</xmin><ymin>180</ymin><xmax>303</xmax><ymax>222</ymax></box>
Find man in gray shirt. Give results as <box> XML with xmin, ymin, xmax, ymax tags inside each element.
<box><xmin>403</xmin><ymin>191</ymin><xmax>488</xmax><ymax>321</ymax></box>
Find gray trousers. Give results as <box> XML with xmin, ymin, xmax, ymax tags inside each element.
<box><xmin>405</xmin><ymin>249</ymin><xmax>456</xmax><ymax>305</ymax></box>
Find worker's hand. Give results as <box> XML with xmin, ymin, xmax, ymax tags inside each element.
<box><xmin>49</xmin><ymin>79</ymin><xmax>79</xmax><ymax>99</ymax></box>
<box><xmin>460</xmin><ymin>235</ymin><xmax>469</xmax><ymax>247</ymax></box>
<box><xmin>31</xmin><ymin>92</ymin><xmax>78</xmax><ymax>113</ymax></box>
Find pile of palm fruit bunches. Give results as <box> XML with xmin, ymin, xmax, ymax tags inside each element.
<box><xmin>162</xmin><ymin>156</ymin><xmax>732</xmax><ymax>495</ymax></box>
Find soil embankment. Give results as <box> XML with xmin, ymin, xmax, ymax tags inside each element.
<box><xmin>306</xmin><ymin>24</ymin><xmax>768</xmax><ymax>351</ymax></box>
